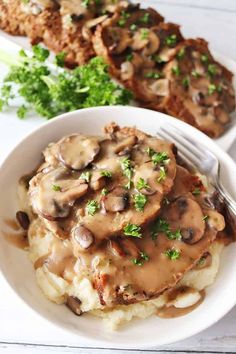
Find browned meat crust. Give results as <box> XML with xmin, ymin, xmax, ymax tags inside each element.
<box><xmin>161</xmin><ymin>39</ymin><xmax>235</xmax><ymax>138</ymax></box>
<box><xmin>0</xmin><ymin>1</ymin><xmax>235</xmax><ymax>137</ymax></box>
<box><xmin>24</xmin><ymin>9</ymin><xmax>95</xmax><ymax>66</ymax></box>
<box><xmin>93</xmin><ymin>165</ymin><xmax>224</xmax><ymax>306</ymax></box>
<box><xmin>27</xmin><ymin>124</ymin><xmax>226</xmax><ymax>308</ymax></box>
<box><xmin>0</xmin><ymin>0</ymin><xmax>26</xmax><ymax>35</ymax></box>
<box><xmin>93</xmin><ymin>10</ymin><xmax>235</xmax><ymax>138</ymax></box>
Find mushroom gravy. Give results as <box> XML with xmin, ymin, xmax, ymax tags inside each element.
<box><xmin>5</xmin><ymin>123</ymin><xmax>234</xmax><ymax>325</ymax></box>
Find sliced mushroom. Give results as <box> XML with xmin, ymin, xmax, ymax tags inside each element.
<box><xmin>102</xmin><ymin>187</ymin><xmax>129</xmax><ymax>212</ymax></box>
<box><xmin>164</xmin><ymin>197</ymin><xmax>206</xmax><ymax>244</ymax></box>
<box><xmin>158</xmin><ymin>47</ymin><xmax>176</xmax><ymax>62</ymax></box>
<box><xmin>85</xmin><ymin>14</ymin><xmax>108</xmax><ymax>28</ymax></box>
<box><xmin>16</xmin><ymin>211</ymin><xmax>30</xmax><ymax>230</ymax></box>
<box><xmin>109</xmin><ymin>239</ymin><xmax>125</xmax><ymax>257</ymax></box>
<box><xmin>58</xmin><ymin>134</ymin><xmax>100</xmax><ymax>170</ymax></box>
<box><xmin>29</xmin><ymin>167</ymin><xmax>88</xmax><ymax>220</ymax></box>
<box><xmin>89</xmin><ymin>170</ymin><xmax>106</xmax><ymax>191</ymax></box>
<box><xmin>143</xmin><ymin>31</ymin><xmax>160</xmax><ymax>56</ymax></box>
<box><xmin>121</xmin><ymin>61</ymin><xmax>134</xmax><ymax>80</ymax></box>
<box><xmin>66</xmin><ymin>296</ymin><xmax>82</xmax><ymax>316</ymax></box>
<box><xmin>72</xmin><ymin>225</ymin><xmax>94</xmax><ymax>249</ymax></box>
<box><xmin>107</xmin><ymin>27</ymin><xmax>131</xmax><ymax>54</ymax></box>
<box><xmin>149</xmin><ymin>78</ymin><xmax>169</xmax><ymax>96</ymax></box>
<box><xmin>206</xmin><ymin>209</ymin><xmax>225</xmax><ymax>231</ymax></box>
<box><xmin>113</xmin><ymin>135</ymin><xmax>137</xmax><ymax>155</ymax></box>
<box><xmin>81</xmin><ymin>26</ymin><xmax>92</xmax><ymax>41</ymax></box>
<box><xmin>119</xmin><ymin>238</ymin><xmax>140</xmax><ymax>258</ymax></box>
<box><xmin>214</xmin><ymin>105</ymin><xmax>230</xmax><ymax>124</ymax></box>
<box><xmin>131</xmin><ymin>29</ymin><xmax>149</xmax><ymax>51</ymax></box>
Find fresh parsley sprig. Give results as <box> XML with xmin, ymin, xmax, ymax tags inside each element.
<box><xmin>0</xmin><ymin>45</ymin><xmax>132</xmax><ymax>119</ymax></box>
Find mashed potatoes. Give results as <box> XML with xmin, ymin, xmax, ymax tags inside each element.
<box><xmin>28</xmin><ymin>219</ymin><xmax>224</xmax><ymax>329</ymax></box>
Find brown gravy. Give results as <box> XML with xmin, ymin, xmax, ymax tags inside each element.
<box><xmin>157</xmin><ymin>288</ymin><xmax>205</xmax><ymax>319</ymax></box>
<box><xmin>4</xmin><ymin>218</ymin><xmax>20</xmax><ymax>231</ymax></box>
<box><xmin>2</xmin><ymin>218</ymin><xmax>28</xmax><ymax>249</ymax></box>
<box><xmin>2</xmin><ymin>231</ymin><xmax>29</xmax><ymax>250</ymax></box>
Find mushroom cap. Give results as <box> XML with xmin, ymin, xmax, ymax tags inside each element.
<box><xmin>29</xmin><ymin>167</ymin><xmax>88</xmax><ymax>220</ymax></box>
<box><xmin>58</xmin><ymin>134</ymin><xmax>100</xmax><ymax>170</ymax></box>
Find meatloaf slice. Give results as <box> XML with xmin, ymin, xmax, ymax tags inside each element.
<box><xmin>146</xmin><ymin>39</ymin><xmax>236</xmax><ymax>138</ymax></box>
<box><xmin>0</xmin><ymin>0</ymin><xmax>27</xmax><ymax>35</ymax></box>
<box><xmin>92</xmin><ymin>165</ymin><xmax>225</xmax><ymax>307</ymax></box>
<box><xmin>92</xmin><ymin>4</ymin><xmax>166</xmax><ymax>79</ymax></box>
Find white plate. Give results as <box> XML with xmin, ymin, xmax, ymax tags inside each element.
<box><xmin>0</xmin><ymin>33</ymin><xmax>235</xmax><ymax>153</ymax></box>
<box><xmin>0</xmin><ymin>106</ymin><xmax>235</xmax><ymax>349</ymax></box>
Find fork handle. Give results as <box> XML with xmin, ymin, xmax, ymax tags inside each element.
<box><xmin>214</xmin><ymin>180</ymin><xmax>236</xmax><ymax>216</ymax></box>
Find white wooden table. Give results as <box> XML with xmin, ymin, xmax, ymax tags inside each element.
<box><xmin>0</xmin><ymin>1</ymin><xmax>236</xmax><ymax>353</ymax></box>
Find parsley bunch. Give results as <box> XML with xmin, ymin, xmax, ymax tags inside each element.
<box><xmin>0</xmin><ymin>45</ymin><xmax>132</xmax><ymax>119</ymax></box>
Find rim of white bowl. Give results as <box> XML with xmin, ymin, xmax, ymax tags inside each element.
<box><xmin>0</xmin><ymin>105</ymin><xmax>236</xmax><ymax>349</ymax></box>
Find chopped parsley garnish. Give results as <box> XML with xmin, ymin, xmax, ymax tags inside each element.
<box><xmin>100</xmin><ymin>170</ymin><xmax>112</xmax><ymax>178</ymax></box>
<box><xmin>118</xmin><ymin>10</ymin><xmax>130</xmax><ymax>27</ymax></box>
<box><xmin>191</xmin><ymin>70</ymin><xmax>200</xmax><ymax>78</ymax></box>
<box><xmin>136</xmin><ymin>177</ymin><xmax>150</xmax><ymax>191</ymax></box>
<box><xmin>164</xmin><ymin>248</ymin><xmax>181</xmax><ymax>260</ymax></box>
<box><xmin>146</xmin><ymin>147</ymin><xmax>155</xmax><ymax>156</ymax></box>
<box><xmin>152</xmin><ymin>151</ymin><xmax>169</xmax><ymax>166</ymax></box>
<box><xmin>197</xmin><ymin>256</ymin><xmax>206</xmax><ymax>267</ymax></box>
<box><xmin>130</xmin><ymin>23</ymin><xmax>137</xmax><ymax>31</ymax></box>
<box><xmin>152</xmin><ymin>54</ymin><xmax>166</xmax><ymax>64</ymax></box>
<box><xmin>124</xmin><ymin>223</ymin><xmax>142</xmax><ymax>238</ymax></box>
<box><xmin>132</xmin><ymin>251</ymin><xmax>149</xmax><ymax>266</ymax></box>
<box><xmin>79</xmin><ymin>171</ymin><xmax>91</xmax><ymax>183</ymax></box>
<box><xmin>157</xmin><ymin>166</ymin><xmax>166</xmax><ymax>183</ymax></box>
<box><xmin>202</xmin><ymin>215</ymin><xmax>209</xmax><ymax>221</ymax></box>
<box><xmin>145</xmin><ymin>71</ymin><xmax>162</xmax><ymax>79</ymax></box>
<box><xmin>182</xmin><ymin>77</ymin><xmax>190</xmax><ymax>88</ymax></box>
<box><xmin>208</xmin><ymin>84</ymin><xmax>217</xmax><ymax>95</ymax></box>
<box><xmin>146</xmin><ymin>148</ymin><xmax>170</xmax><ymax>166</ymax></box>
<box><xmin>139</xmin><ymin>13</ymin><xmax>150</xmax><ymax>24</ymax></box>
<box><xmin>172</xmin><ymin>65</ymin><xmax>181</xmax><ymax>76</ymax></box>
<box><xmin>167</xmin><ymin>229</ymin><xmax>182</xmax><ymax>240</ymax></box>
<box><xmin>86</xmin><ymin>200</ymin><xmax>99</xmax><ymax>216</ymax></box>
<box><xmin>120</xmin><ymin>157</ymin><xmax>133</xmax><ymax>189</ymax></box>
<box><xmin>192</xmin><ymin>188</ymin><xmax>201</xmax><ymax>196</ymax></box>
<box><xmin>126</xmin><ymin>53</ymin><xmax>133</xmax><ymax>62</ymax></box>
<box><xmin>0</xmin><ymin>47</ymin><xmax>132</xmax><ymax>119</ymax></box>
<box><xmin>151</xmin><ymin>218</ymin><xmax>169</xmax><ymax>240</ymax></box>
<box><xmin>151</xmin><ymin>218</ymin><xmax>182</xmax><ymax>241</ymax></box>
<box><xmin>208</xmin><ymin>63</ymin><xmax>217</xmax><ymax>76</ymax></box>
<box><xmin>165</xmin><ymin>34</ymin><xmax>177</xmax><ymax>47</ymax></box>
<box><xmin>54</xmin><ymin>52</ymin><xmax>66</xmax><ymax>67</ymax></box>
<box><xmin>141</xmin><ymin>29</ymin><xmax>149</xmax><ymax>40</ymax></box>
<box><xmin>201</xmin><ymin>54</ymin><xmax>209</xmax><ymax>63</ymax></box>
<box><xmin>101</xmin><ymin>188</ymin><xmax>108</xmax><ymax>196</ymax></box>
<box><xmin>82</xmin><ymin>0</ymin><xmax>90</xmax><ymax>7</ymax></box>
<box><xmin>52</xmin><ymin>184</ymin><xmax>61</xmax><ymax>192</ymax></box>
<box><xmin>177</xmin><ymin>48</ymin><xmax>185</xmax><ymax>60</ymax></box>
<box><xmin>134</xmin><ymin>193</ymin><xmax>147</xmax><ymax>211</ymax></box>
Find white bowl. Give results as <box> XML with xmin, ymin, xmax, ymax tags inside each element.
<box><xmin>0</xmin><ymin>106</ymin><xmax>236</xmax><ymax>349</ymax></box>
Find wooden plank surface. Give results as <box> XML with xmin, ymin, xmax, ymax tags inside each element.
<box><xmin>0</xmin><ymin>0</ymin><xmax>236</xmax><ymax>353</ymax></box>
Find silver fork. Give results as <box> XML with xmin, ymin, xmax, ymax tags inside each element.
<box><xmin>158</xmin><ymin>125</ymin><xmax>236</xmax><ymax>216</ymax></box>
